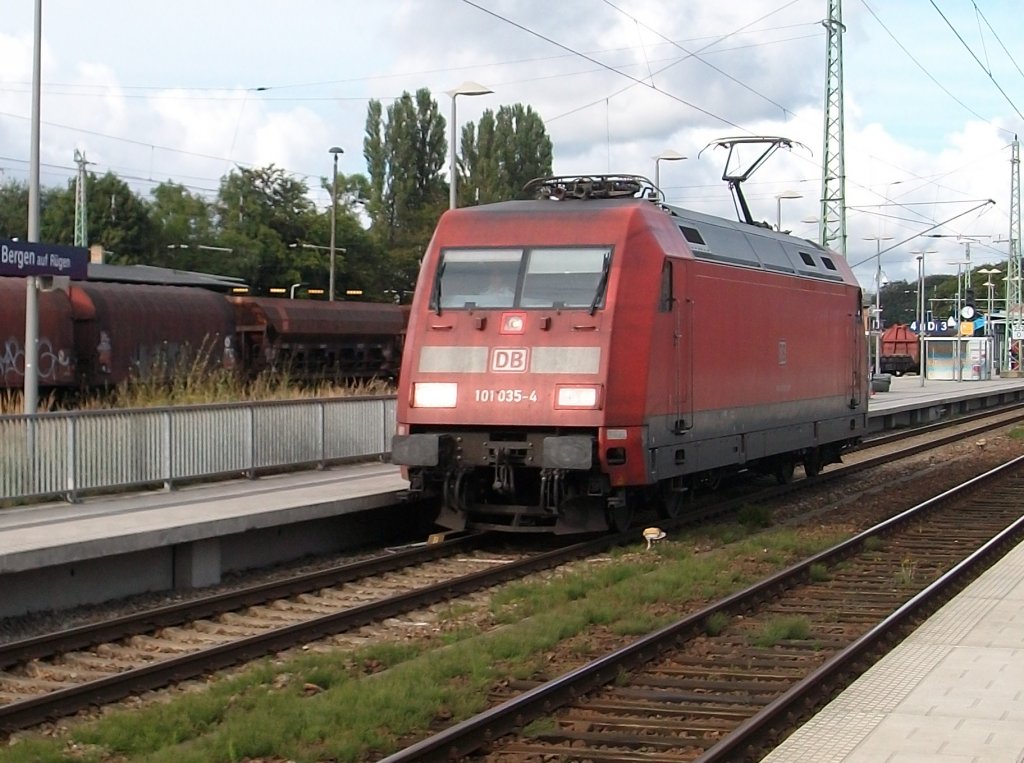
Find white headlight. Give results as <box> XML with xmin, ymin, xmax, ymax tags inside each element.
<box><xmin>412</xmin><ymin>382</ymin><xmax>458</xmax><ymax>408</ymax></box>
<box><xmin>556</xmin><ymin>385</ymin><xmax>600</xmax><ymax>408</ymax></box>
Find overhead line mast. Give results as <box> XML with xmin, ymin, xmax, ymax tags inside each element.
<box><xmin>73</xmin><ymin>149</ymin><xmax>90</xmax><ymax>247</ymax></box>
<box><xmin>1006</xmin><ymin>137</ymin><xmax>1023</xmax><ymax>376</ymax></box>
<box><xmin>820</xmin><ymin>0</ymin><xmax>847</xmax><ymax>257</ymax></box>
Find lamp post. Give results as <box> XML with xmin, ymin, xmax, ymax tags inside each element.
<box><xmin>945</xmin><ymin>259</ymin><xmax>971</xmax><ymax>323</ymax></box>
<box><xmin>653</xmin><ymin>150</ymin><xmax>686</xmax><ymax>194</ymax></box>
<box><xmin>978</xmin><ymin>266</ymin><xmax>1002</xmax><ymax>377</ymax></box>
<box><xmin>864</xmin><ymin>235</ymin><xmax>894</xmax><ymax>376</ymax></box>
<box><xmin>24</xmin><ymin>0</ymin><xmax>42</xmax><ymax>415</ymax></box>
<box><xmin>446</xmin><ymin>81</ymin><xmax>492</xmax><ymax>210</ymax></box>
<box><xmin>916</xmin><ymin>252</ymin><xmax>925</xmax><ymax>386</ymax></box>
<box><xmin>775</xmin><ymin>190</ymin><xmax>803</xmax><ymax>232</ymax></box>
<box><xmin>977</xmin><ymin>267</ymin><xmax>1001</xmax><ymax>318</ymax></box>
<box><xmin>328</xmin><ymin>146</ymin><xmax>344</xmax><ymax>302</ymax></box>
<box><xmin>911</xmin><ymin>249</ymin><xmax>936</xmax><ymax>386</ymax></box>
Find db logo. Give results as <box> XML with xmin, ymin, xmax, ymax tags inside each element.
<box><xmin>491</xmin><ymin>347</ymin><xmax>529</xmax><ymax>372</ymax></box>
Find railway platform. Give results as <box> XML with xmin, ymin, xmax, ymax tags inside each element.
<box><xmin>1</xmin><ymin>374</ymin><xmax>1023</xmax><ymax>619</ymax></box>
<box><xmin>762</xmin><ymin>534</ymin><xmax>1024</xmax><ymax>763</ymax></box>
<box><xmin>0</xmin><ymin>462</ymin><xmax>408</xmax><ymax>618</ymax></box>
<box><xmin>867</xmin><ymin>372</ymin><xmax>1024</xmax><ymax>431</ymax></box>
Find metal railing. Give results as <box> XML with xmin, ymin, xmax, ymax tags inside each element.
<box><xmin>0</xmin><ymin>396</ymin><xmax>396</xmax><ymax>505</ymax></box>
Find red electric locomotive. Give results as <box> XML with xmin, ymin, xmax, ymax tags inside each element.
<box><xmin>392</xmin><ymin>174</ymin><xmax>869</xmax><ymax>533</ymax></box>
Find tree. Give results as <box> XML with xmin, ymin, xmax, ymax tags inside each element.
<box><xmin>148</xmin><ymin>182</ymin><xmax>215</xmax><ymax>270</ymax></box>
<box><xmin>878</xmin><ymin>279</ymin><xmax>917</xmax><ymax>326</ymax></box>
<box><xmin>0</xmin><ymin>180</ymin><xmax>29</xmax><ymax>239</ymax></box>
<box><xmin>94</xmin><ymin>173</ymin><xmax>156</xmax><ymax>262</ymax></box>
<box><xmin>214</xmin><ymin>166</ymin><xmax>319</xmax><ymax>293</ymax></box>
<box><xmin>36</xmin><ymin>172</ymin><xmax>154</xmax><ymax>261</ymax></box>
<box><xmin>363</xmin><ymin>88</ymin><xmax>448</xmax><ymax>296</ymax></box>
<box><xmin>461</xmin><ymin>104</ymin><xmax>553</xmax><ymax>204</ymax></box>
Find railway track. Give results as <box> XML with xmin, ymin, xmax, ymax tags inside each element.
<box><xmin>379</xmin><ymin>455</ymin><xmax>1024</xmax><ymax>762</ymax></box>
<box><xmin>0</xmin><ymin>533</ymin><xmax>626</xmax><ymax>735</ymax></box>
<box><xmin>2</xmin><ymin>408</ymin><xmax>1020</xmax><ymax>742</ymax></box>
<box><xmin>858</xmin><ymin>399</ymin><xmax>1024</xmax><ymax>453</ymax></box>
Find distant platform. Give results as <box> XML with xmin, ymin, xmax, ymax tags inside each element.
<box><xmin>867</xmin><ymin>373</ymin><xmax>1024</xmax><ymax>431</ymax></box>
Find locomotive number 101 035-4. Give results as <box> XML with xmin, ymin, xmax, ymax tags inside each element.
<box><xmin>473</xmin><ymin>388</ymin><xmax>538</xmax><ymax>403</ymax></box>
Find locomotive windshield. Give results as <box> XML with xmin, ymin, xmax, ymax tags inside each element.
<box><xmin>433</xmin><ymin>246</ymin><xmax>611</xmax><ymax>311</ymax></box>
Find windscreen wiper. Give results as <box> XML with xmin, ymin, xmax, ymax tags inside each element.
<box><xmin>432</xmin><ymin>261</ymin><xmax>446</xmax><ymax>315</ymax></box>
<box><xmin>588</xmin><ymin>252</ymin><xmax>611</xmax><ymax>315</ymax></box>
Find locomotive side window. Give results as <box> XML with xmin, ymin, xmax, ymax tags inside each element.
<box><xmin>799</xmin><ymin>251</ymin><xmax>816</xmax><ymax>267</ymax></box>
<box><xmin>434</xmin><ymin>248</ymin><xmax>522</xmax><ymax>309</ymax></box>
<box><xmin>679</xmin><ymin>225</ymin><xmax>706</xmax><ymax>246</ymax></box>
<box><xmin>520</xmin><ymin>247</ymin><xmax>611</xmax><ymax>310</ymax></box>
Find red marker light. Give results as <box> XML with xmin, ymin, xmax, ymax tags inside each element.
<box><xmin>501</xmin><ymin>312</ymin><xmax>526</xmax><ymax>334</ymax></box>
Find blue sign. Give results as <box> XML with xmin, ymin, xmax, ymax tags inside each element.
<box><xmin>0</xmin><ymin>238</ymin><xmax>88</xmax><ymax>279</ymax></box>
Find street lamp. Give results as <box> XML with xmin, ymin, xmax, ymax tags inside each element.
<box><xmin>977</xmin><ymin>268</ymin><xmax>1001</xmax><ymax>317</ymax></box>
<box><xmin>328</xmin><ymin>146</ymin><xmax>344</xmax><ymax>302</ymax></box>
<box><xmin>289</xmin><ymin>282</ymin><xmax>305</xmax><ymax>299</ymax></box>
<box><xmin>653</xmin><ymin>150</ymin><xmax>686</xmax><ymax>193</ymax></box>
<box><xmin>446</xmin><ymin>81</ymin><xmax>492</xmax><ymax>210</ymax></box>
<box><xmin>915</xmin><ymin>252</ymin><xmax>925</xmax><ymax>386</ymax></box>
<box><xmin>167</xmin><ymin>243</ymin><xmax>233</xmax><ymax>253</ymax></box>
<box><xmin>911</xmin><ymin>249</ymin><xmax>936</xmax><ymax>387</ymax></box>
<box><xmin>864</xmin><ymin>235</ymin><xmax>894</xmax><ymax>376</ymax></box>
<box><xmin>289</xmin><ymin>242</ymin><xmax>344</xmax><ymax>298</ymax></box>
<box><xmin>775</xmin><ymin>190</ymin><xmax>802</xmax><ymax>232</ymax></box>
<box><xmin>945</xmin><ymin>259</ymin><xmax>971</xmax><ymax>323</ymax></box>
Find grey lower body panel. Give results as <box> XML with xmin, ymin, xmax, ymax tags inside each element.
<box><xmin>647</xmin><ymin>397</ymin><xmax>866</xmax><ymax>480</ymax></box>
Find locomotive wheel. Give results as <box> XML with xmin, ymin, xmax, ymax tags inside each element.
<box><xmin>803</xmin><ymin>448</ymin><xmax>823</xmax><ymax>478</ymax></box>
<box><xmin>773</xmin><ymin>457</ymin><xmax>795</xmax><ymax>485</ymax></box>
<box><xmin>698</xmin><ymin>471</ymin><xmax>722</xmax><ymax>492</ymax></box>
<box><xmin>606</xmin><ymin>493</ymin><xmax>635</xmax><ymax>532</ymax></box>
<box><xmin>658</xmin><ymin>481</ymin><xmax>688</xmax><ymax>520</ymax></box>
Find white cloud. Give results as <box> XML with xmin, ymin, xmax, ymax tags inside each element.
<box><xmin>1</xmin><ymin>0</ymin><xmax>1022</xmax><ymax>293</ymax></box>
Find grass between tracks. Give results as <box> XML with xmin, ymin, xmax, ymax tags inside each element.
<box><xmin>0</xmin><ymin>521</ymin><xmax>846</xmax><ymax>763</ymax></box>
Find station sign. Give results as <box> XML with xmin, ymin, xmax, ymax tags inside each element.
<box><xmin>0</xmin><ymin>237</ymin><xmax>88</xmax><ymax>279</ymax></box>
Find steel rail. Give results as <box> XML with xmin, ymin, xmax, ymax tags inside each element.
<box><xmin>0</xmin><ymin>527</ymin><xmax>483</xmax><ymax>669</ymax></box>
<box><xmin>697</xmin><ymin>501</ymin><xmax>1024</xmax><ymax>761</ymax></box>
<box><xmin>0</xmin><ymin>533</ymin><xmax>624</xmax><ymax>734</ymax></box>
<box><xmin>4</xmin><ymin>407</ymin><xmax>1020</xmax><ymax>739</ymax></box>
<box><xmin>377</xmin><ymin>455</ymin><xmax>1024</xmax><ymax>763</ymax></box>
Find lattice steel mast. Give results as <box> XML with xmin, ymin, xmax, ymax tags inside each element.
<box><xmin>820</xmin><ymin>0</ymin><xmax>847</xmax><ymax>257</ymax></box>
<box><xmin>1006</xmin><ymin>137</ymin><xmax>1023</xmax><ymax>375</ymax></box>
<box><xmin>73</xmin><ymin>148</ymin><xmax>89</xmax><ymax>247</ymax></box>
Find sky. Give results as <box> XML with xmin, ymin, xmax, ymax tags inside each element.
<box><xmin>2</xmin><ymin>0</ymin><xmax>1024</xmax><ymax>293</ymax></box>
